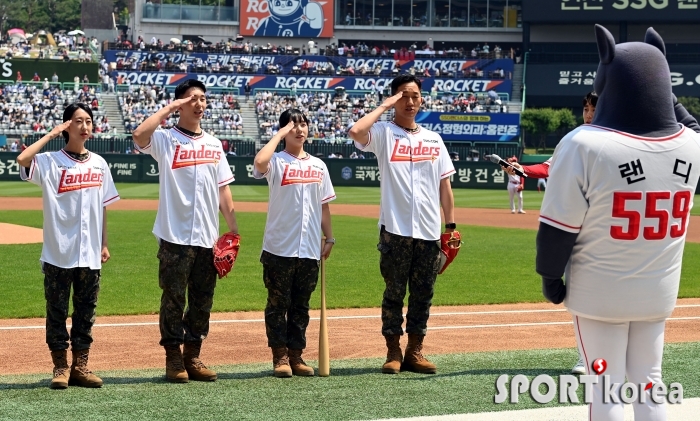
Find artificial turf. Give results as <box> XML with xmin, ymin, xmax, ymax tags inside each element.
<box><xmin>0</xmin><ymin>343</ymin><xmax>697</xmax><ymax>421</ymax></box>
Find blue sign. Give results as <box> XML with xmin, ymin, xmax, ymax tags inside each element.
<box><xmin>341</xmin><ymin>166</ymin><xmax>352</xmax><ymax>180</ymax></box>
<box><xmin>113</xmin><ymin>71</ymin><xmax>513</xmax><ymax>94</ymax></box>
<box><xmin>105</xmin><ymin>51</ymin><xmax>514</xmax><ymax>76</ymax></box>
<box><xmin>414</xmin><ymin>112</ymin><xmax>520</xmax><ymax>141</ymax></box>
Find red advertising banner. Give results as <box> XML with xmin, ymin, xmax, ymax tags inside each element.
<box><xmin>240</xmin><ymin>0</ymin><xmax>334</xmax><ymax>38</ymax></box>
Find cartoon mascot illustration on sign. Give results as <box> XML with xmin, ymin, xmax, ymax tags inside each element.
<box><xmin>255</xmin><ymin>0</ymin><xmax>325</xmax><ymax>37</ymax></box>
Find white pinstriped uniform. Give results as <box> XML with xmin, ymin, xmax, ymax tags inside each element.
<box><xmin>136</xmin><ymin>127</ymin><xmax>234</xmax><ymax>248</ymax></box>
<box><xmin>355</xmin><ymin>121</ymin><xmax>455</xmax><ymax>241</ymax></box>
<box><xmin>541</xmin><ymin>124</ymin><xmax>700</xmax><ymax>421</ymax></box>
<box><xmin>254</xmin><ymin>150</ymin><xmax>336</xmax><ymax>260</ymax></box>
<box><xmin>20</xmin><ymin>150</ymin><xmax>120</xmax><ymax>270</ymax></box>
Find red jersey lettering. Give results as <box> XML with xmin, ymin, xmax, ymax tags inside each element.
<box><xmin>57</xmin><ymin>168</ymin><xmax>104</xmax><ymax>193</ymax></box>
<box><xmin>171</xmin><ymin>145</ymin><xmax>222</xmax><ymax>169</ymax></box>
<box><xmin>281</xmin><ymin>165</ymin><xmax>323</xmax><ymax>185</ymax></box>
<box><xmin>390</xmin><ymin>139</ymin><xmax>440</xmax><ymax>163</ymax></box>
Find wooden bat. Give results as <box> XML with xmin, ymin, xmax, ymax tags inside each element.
<box><xmin>318</xmin><ymin>255</ymin><xmax>330</xmax><ymax>377</ymax></box>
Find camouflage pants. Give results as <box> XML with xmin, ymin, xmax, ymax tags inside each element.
<box><xmin>157</xmin><ymin>240</ymin><xmax>218</xmax><ymax>347</ymax></box>
<box><xmin>377</xmin><ymin>226</ymin><xmax>441</xmax><ymax>337</ymax></box>
<box><xmin>261</xmin><ymin>251</ymin><xmax>319</xmax><ymax>349</ymax></box>
<box><xmin>43</xmin><ymin>263</ymin><xmax>100</xmax><ymax>352</ymax></box>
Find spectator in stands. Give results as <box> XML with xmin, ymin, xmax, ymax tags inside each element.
<box><xmin>51</xmin><ymin>73</ymin><xmax>59</xmax><ymax>83</ymax></box>
<box><xmin>487</xmin><ymin>89</ymin><xmax>499</xmax><ymax>105</ymax></box>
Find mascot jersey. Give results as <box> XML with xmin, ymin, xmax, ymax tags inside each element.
<box><xmin>538</xmin><ymin>24</ymin><xmax>700</xmax><ymax>323</ymax></box>
<box><xmin>540</xmin><ymin>124</ymin><xmax>700</xmax><ymax>322</ymax></box>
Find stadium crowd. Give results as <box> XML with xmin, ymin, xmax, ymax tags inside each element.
<box><xmin>1</xmin><ymin>32</ymin><xmax>98</xmax><ymax>62</ymax></box>
<box><xmin>118</xmin><ymin>84</ymin><xmax>243</xmax><ymax>137</ymax></box>
<box><xmin>114</xmin><ymin>54</ymin><xmax>509</xmax><ymax>79</ymax></box>
<box><xmin>254</xmin><ymin>87</ymin><xmax>508</xmax><ymax>144</ymax></box>
<box><xmin>0</xmin><ymin>83</ymin><xmax>104</xmax><ymax>135</ymax></box>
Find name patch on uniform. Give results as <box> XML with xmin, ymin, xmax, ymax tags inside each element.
<box><xmin>281</xmin><ymin>165</ymin><xmax>323</xmax><ymax>185</ymax></box>
<box><xmin>390</xmin><ymin>139</ymin><xmax>440</xmax><ymax>163</ymax></box>
<box><xmin>171</xmin><ymin>145</ymin><xmax>222</xmax><ymax>169</ymax></box>
<box><xmin>57</xmin><ymin>168</ymin><xmax>104</xmax><ymax>193</ymax></box>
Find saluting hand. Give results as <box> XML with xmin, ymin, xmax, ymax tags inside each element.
<box><xmin>379</xmin><ymin>91</ymin><xmax>405</xmax><ymax>110</ymax></box>
<box><xmin>50</xmin><ymin>120</ymin><xmax>73</xmax><ymax>139</ymax></box>
<box><xmin>278</xmin><ymin>121</ymin><xmax>296</xmax><ymax>137</ymax></box>
<box><xmin>168</xmin><ymin>94</ymin><xmax>195</xmax><ymax>112</ymax></box>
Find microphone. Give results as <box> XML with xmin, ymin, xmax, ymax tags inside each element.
<box><xmin>488</xmin><ymin>154</ymin><xmax>527</xmax><ymax>178</ymax></box>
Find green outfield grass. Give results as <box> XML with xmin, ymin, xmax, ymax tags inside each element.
<box><xmin>0</xmin><ymin>343</ymin><xmax>697</xmax><ymax>421</ymax></box>
<box><xmin>5</xmin><ymin>181</ymin><xmax>700</xmax><ymax>215</ymax></box>
<box><xmin>1</xmin><ymin>210</ymin><xmax>700</xmax><ymax>319</ymax></box>
<box><xmin>0</xmin><ymin>181</ymin><xmax>548</xmax><ymax>209</ymax></box>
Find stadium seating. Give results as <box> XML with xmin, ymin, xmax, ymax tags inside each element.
<box><xmin>117</xmin><ymin>84</ymin><xmax>243</xmax><ymax>137</ymax></box>
<box><xmin>0</xmin><ymin>83</ymin><xmax>105</xmax><ymax>136</ymax></box>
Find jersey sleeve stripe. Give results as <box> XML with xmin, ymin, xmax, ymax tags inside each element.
<box><xmin>136</xmin><ymin>142</ymin><xmax>152</xmax><ymax>151</ymax></box>
<box><xmin>218</xmin><ymin>175</ymin><xmax>235</xmax><ymax>186</ymax></box>
<box><xmin>28</xmin><ymin>157</ymin><xmax>37</xmax><ymax>179</ymax></box>
<box><xmin>321</xmin><ymin>194</ymin><xmax>336</xmax><ymax>203</ymax></box>
<box><xmin>539</xmin><ymin>215</ymin><xmax>581</xmax><ymax>233</ymax></box>
<box><xmin>440</xmin><ymin>169</ymin><xmax>456</xmax><ymax>178</ymax></box>
<box><xmin>103</xmin><ymin>195</ymin><xmax>120</xmax><ymax>205</ymax></box>
<box><xmin>355</xmin><ymin>131</ymin><xmax>372</xmax><ymax>150</ymax></box>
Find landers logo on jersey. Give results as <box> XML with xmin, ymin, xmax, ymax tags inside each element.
<box><xmin>171</xmin><ymin>145</ymin><xmax>222</xmax><ymax>169</ymax></box>
<box><xmin>390</xmin><ymin>138</ymin><xmax>440</xmax><ymax>163</ymax></box>
<box><xmin>57</xmin><ymin>168</ymin><xmax>104</xmax><ymax>193</ymax></box>
<box><xmin>281</xmin><ymin>164</ymin><xmax>324</xmax><ymax>185</ymax></box>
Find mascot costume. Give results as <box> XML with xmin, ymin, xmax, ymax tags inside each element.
<box><xmin>255</xmin><ymin>0</ymin><xmax>324</xmax><ymax>37</ymax></box>
<box><xmin>536</xmin><ymin>25</ymin><xmax>700</xmax><ymax>421</ymax></box>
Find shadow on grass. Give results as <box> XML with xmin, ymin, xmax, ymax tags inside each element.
<box><xmin>0</xmin><ymin>380</ymin><xmax>48</xmax><ymax>390</ymax></box>
<box><xmin>394</xmin><ymin>368</ymin><xmax>573</xmax><ymax>381</ymax></box>
<box><xmin>214</xmin><ymin>370</ymin><xmax>273</xmax><ymax>381</ymax></box>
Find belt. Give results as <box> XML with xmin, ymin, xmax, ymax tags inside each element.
<box><xmin>510</xmin><ymin>181</ymin><xmax>520</xmax><ymax>184</ymax></box>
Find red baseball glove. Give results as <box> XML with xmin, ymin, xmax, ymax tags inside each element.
<box><xmin>517</xmin><ymin>185</ymin><xmax>524</xmax><ymax>192</ymax></box>
<box><xmin>438</xmin><ymin>231</ymin><xmax>462</xmax><ymax>274</ymax></box>
<box><xmin>213</xmin><ymin>232</ymin><xmax>241</xmax><ymax>279</ymax></box>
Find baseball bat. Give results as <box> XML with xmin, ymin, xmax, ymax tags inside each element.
<box><xmin>318</xmin><ymin>254</ymin><xmax>330</xmax><ymax>377</ymax></box>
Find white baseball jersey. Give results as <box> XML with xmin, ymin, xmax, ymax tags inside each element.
<box><xmin>20</xmin><ymin>150</ymin><xmax>120</xmax><ymax>270</ymax></box>
<box><xmin>356</xmin><ymin>121</ymin><xmax>455</xmax><ymax>241</ymax></box>
<box><xmin>254</xmin><ymin>151</ymin><xmax>335</xmax><ymax>260</ymax></box>
<box><xmin>540</xmin><ymin>124</ymin><xmax>700</xmax><ymax>322</ymax></box>
<box><xmin>136</xmin><ymin>127</ymin><xmax>234</xmax><ymax>248</ymax></box>
<box><xmin>507</xmin><ymin>173</ymin><xmax>522</xmax><ymax>185</ymax></box>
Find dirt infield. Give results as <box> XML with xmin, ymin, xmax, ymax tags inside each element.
<box><xmin>1</xmin><ymin>300</ymin><xmax>699</xmax><ymax>375</ymax></box>
<box><xmin>0</xmin><ymin>223</ymin><xmax>43</xmax><ymax>244</ymax></box>
<box><xmin>1</xmin><ymin>197</ymin><xmax>699</xmax><ymax>376</ymax></box>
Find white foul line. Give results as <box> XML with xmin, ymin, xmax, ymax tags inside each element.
<box><xmin>1</xmin><ymin>311</ymin><xmax>699</xmax><ymax>332</ymax></box>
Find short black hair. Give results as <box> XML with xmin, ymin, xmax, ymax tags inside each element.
<box><xmin>391</xmin><ymin>75</ymin><xmax>422</xmax><ymax>95</ymax></box>
<box><xmin>279</xmin><ymin>108</ymin><xmax>309</xmax><ymax>127</ymax></box>
<box><xmin>174</xmin><ymin>79</ymin><xmax>206</xmax><ymax>99</ymax></box>
<box><xmin>62</xmin><ymin>103</ymin><xmax>93</xmax><ymax>143</ymax></box>
<box><xmin>583</xmin><ymin>91</ymin><xmax>598</xmax><ymax>107</ymax></box>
